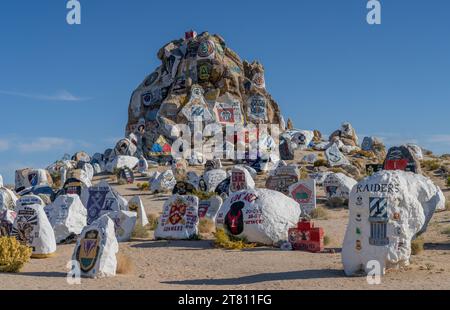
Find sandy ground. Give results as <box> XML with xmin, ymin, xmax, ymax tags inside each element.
<box><xmin>1</xmin><ymin>153</ymin><xmax>450</xmax><ymax>290</ymax></box>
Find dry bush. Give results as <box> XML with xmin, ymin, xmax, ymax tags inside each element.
<box><xmin>299</xmin><ymin>169</ymin><xmax>309</xmax><ymax>180</ymax></box>
<box><xmin>192</xmin><ymin>190</ymin><xmax>217</xmax><ymax>200</ymax></box>
<box><xmin>326</xmin><ymin>197</ymin><xmax>348</xmax><ymax>209</ymax></box>
<box><xmin>116</xmin><ymin>252</ymin><xmax>134</xmax><ymax>275</ymax></box>
<box><xmin>313</xmin><ymin>159</ymin><xmax>328</xmax><ymax>168</ymax></box>
<box><xmin>323</xmin><ymin>235</ymin><xmax>331</xmax><ymax>246</ymax></box>
<box><xmin>131</xmin><ymin>224</ymin><xmax>152</xmax><ymax>239</ymax></box>
<box><xmin>447</xmin><ymin>177</ymin><xmax>450</xmax><ymax>187</ymax></box>
<box><xmin>421</xmin><ymin>160</ymin><xmax>441</xmax><ymax>171</ymax></box>
<box><xmin>0</xmin><ymin>237</ymin><xmax>32</xmax><ymax>273</ymax></box>
<box><xmin>411</xmin><ymin>238</ymin><xmax>424</xmax><ymax>255</ymax></box>
<box><xmin>146</xmin><ymin>213</ymin><xmax>159</xmax><ymax>231</ymax></box>
<box><xmin>136</xmin><ymin>183</ymin><xmax>149</xmax><ymax>191</ymax></box>
<box><xmin>213</xmin><ymin>229</ymin><xmax>256</xmax><ymax>250</ymax></box>
<box><xmin>350</xmin><ymin>150</ymin><xmax>374</xmax><ymax>158</ymax></box>
<box><xmin>310</xmin><ymin>207</ymin><xmax>329</xmax><ymax>220</ymax></box>
<box><xmin>199</xmin><ymin>219</ymin><xmax>215</xmax><ymax>234</ymax></box>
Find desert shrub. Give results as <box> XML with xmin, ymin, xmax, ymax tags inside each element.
<box><xmin>146</xmin><ymin>213</ymin><xmax>159</xmax><ymax>231</ymax></box>
<box><xmin>330</xmin><ymin>167</ymin><xmax>346</xmax><ymax>175</ymax></box>
<box><xmin>323</xmin><ymin>235</ymin><xmax>331</xmax><ymax>246</ymax></box>
<box><xmin>213</xmin><ymin>229</ymin><xmax>256</xmax><ymax>250</ymax></box>
<box><xmin>299</xmin><ymin>169</ymin><xmax>309</xmax><ymax>180</ymax></box>
<box><xmin>310</xmin><ymin>207</ymin><xmax>329</xmax><ymax>220</ymax></box>
<box><xmin>192</xmin><ymin>190</ymin><xmax>217</xmax><ymax>200</ymax></box>
<box><xmin>116</xmin><ymin>252</ymin><xmax>134</xmax><ymax>274</ymax></box>
<box><xmin>131</xmin><ymin>224</ymin><xmax>152</xmax><ymax>239</ymax></box>
<box><xmin>411</xmin><ymin>238</ymin><xmax>424</xmax><ymax>255</ymax></box>
<box><xmin>326</xmin><ymin>197</ymin><xmax>348</xmax><ymax>209</ymax></box>
<box><xmin>0</xmin><ymin>237</ymin><xmax>32</xmax><ymax>273</ymax></box>
<box><xmin>350</xmin><ymin>150</ymin><xmax>374</xmax><ymax>158</ymax></box>
<box><xmin>199</xmin><ymin>219</ymin><xmax>215</xmax><ymax>234</ymax></box>
<box><xmin>421</xmin><ymin>160</ymin><xmax>441</xmax><ymax>171</ymax></box>
<box><xmin>441</xmin><ymin>226</ymin><xmax>450</xmax><ymax>235</ymax></box>
<box><xmin>447</xmin><ymin>177</ymin><xmax>450</xmax><ymax>187</ymax></box>
<box><xmin>313</xmin><ymin>159</ymin><xmax>328</xmax><ymax>167</ymax></box>
<box><xmin>138</xmin><ymin>183</ymin><xmax>149</xmax><ymax>191</ymax></box>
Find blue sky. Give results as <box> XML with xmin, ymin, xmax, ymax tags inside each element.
<box><xmin>1</xmin><ymin>0</ymin><xmax>449</xmax><ymax>183</ymax></box>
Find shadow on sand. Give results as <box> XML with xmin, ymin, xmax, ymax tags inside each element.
<box><xmin>17</xmin><ymin>271</ymin><xmax>67</xmax><ymax>278</ymax></box>
<box><xmin>131</xmin><ymin>240</ymin><xmax>214</xmax><ymax>250</ymax></box>
<box><xmin>161</xmin><ymin>269</ymin><xmax>344</xmax><ymax>286</ymax></box>
<box><xmin>424</xmin><ymin>242</ymin><xmax>450</xmax><ymax>251</ymax></box>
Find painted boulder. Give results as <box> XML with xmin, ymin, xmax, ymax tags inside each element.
<box><xmin>154</xmin><ymin>195</ymin><xmax>199</xmax><ymax>240</ymax></box>
<box><xmin>229</xmin><ymin>167</ymin><xmax>255</xmax><ymax>194</ymax></box>
<box><xmin>203</xmin><ymin>169</ymin><xmax>228</xmax><ymax>193</ymax></box>
<box><xmin>342</xmin><ymin>171</ymin><xmax>439</xmax><ymax>276</ymax></box>
<box><xmin>81</xmin><ymin>181</ymin><xmax>127</xmax><ymax>225</ymax></box>
<box><xmin>72</xmin><ymin>215</ymin><xmax>118</xmax><ymax>278</ymax></box>
<box><xmin>215</xmin><ymin>189</ymin><xmax>301</xmax><ymax>245</ymax></box>
<box><xmin>323</xmin><ymin>173</ymin><xmax>357</xmax><ymax>203</ymax></box>
<box><xmin>101</xmin><ymin>211</ymin><xmax>137</xmax><ymax>242</ymax></box>
<box><xmin>150</xmin><ymin>169</ymin><xmax>177</xmax><ymax>192</ymax></box>
<box><xmin>127</xmin><ymin>196</ymin><xmax>149</xmax><ymax>227</ymax></box>
<box><xmin>0</xmin><ymin>187</ymin><xmax>18</xmax><ymax>212</ymax></box>
<box><xmin>0</xmin><ymin>209</ymin><xmax>16</xmax><ymax>237</ymax></box>
<box><xmin>44</xmin><ymin>194</ymin><xmax>87</xmax><ymax>244</ymax></box>
<box><xmin>12</xmin><ymin>204</ymin><xmax>57</xmax><ymax>257</ymax></box>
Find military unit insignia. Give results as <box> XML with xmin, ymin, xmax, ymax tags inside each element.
<box><xmin>76</xmin><ymin>229</ymin><xmax>100</xmax><ymax>273</ymax></box>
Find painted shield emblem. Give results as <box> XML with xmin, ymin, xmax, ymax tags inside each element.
<box><xmin>77</xmin><ymin>229</ymin><xmax>100</xmax><ymax>273</ymax></box>
<box><xmin>197</xmin><ymin>40</ymin><xmax>215</xmax><ymax>58</ymax></box>
<box><xmin>167</xmin><ymin>199</ymin><xmax>187</xmax><ymax>225</ymax></box>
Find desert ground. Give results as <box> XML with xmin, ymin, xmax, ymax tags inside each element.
<box><xmin>1</xmin><ymin>151</ymin><xmax>450</xmax><ymax>290</ymax></box>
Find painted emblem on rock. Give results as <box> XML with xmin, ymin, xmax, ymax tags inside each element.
<box><xmin>225</xmin><ymin>201</ymin><xmax>245</xmax><ymax>235</ymax></box>
<box><xmin>76</xmin><ymin>229</ymin><xmax>100</xmax><ymax>273</ymax></box>
<box><xmin>167</xmin><ymin>199</ymin><xmax>187</xmax><ymax>225</ymax></box>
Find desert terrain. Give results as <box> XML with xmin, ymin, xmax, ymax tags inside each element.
<box><xmin>1</xmin><ymin>150</ymin><xmax>450</xmax><ymax>290</ymax></box>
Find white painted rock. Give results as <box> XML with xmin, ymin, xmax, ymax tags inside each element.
<box><xmin>12</xmin><ymin>204</ymin><xmax>57</xmax><ymax>257</ymax></box>
<box><xmin>0</xmin><ymin>188</ymin><xmax>18</xmax><ymax>212</ymax></box>
<box><xmin>154</xmin><ymin>195</ymin><xmax>199</xmax><ymax>240</ymax></box>
<box><xmin>137</xmin><ymin>156</ymin><xmax>149</xmax><ymax>174</ymax></box>
<box><xmin>187</xmin><ymin>171</ymin><xmax>200</xmax><ymax>188</ymax></box>
<box><xmin>323</xmin><ymin>173</ymin><xmax>357</xmax><ymax>201</ymax></box>
<box><xmin>406</xmin><ymin>144</ymin><xmax>424</xmax><ymax>160</ymax></box>
<box><xmin>289</xmin><ymin>179</ymin><xmax>317</xmax><ymax>215</ymax></box>
<box><xmin>203</xmin><ymin>169</ymin><xmax>227</xmax><ymax>193</ymax></box>
<box><xmin>150</xmin><ymin>169</ymin><xmax>177</xmax><ymax>192</ymax></box>
<box><xmin>229</xmin><ymin>167</ymin><xmax>255</xmax><ymax>194</ymax></box>
<box><xmin>82</xmin><ymin>163</ymin><xmax>94</xmax><ymax>181</ymax></box>
<box><xmin>128</xmin><ymin>196</ymin><xmax>149</xmax><ymax>227</ymax></box>
<box><xmin>309</xmin><ymin>171</ymin><xmax>332</xmax><ymax>186</ymax></box>
<box><xmin>215</xmin><ymin>189</ymin><xmax>301</xmax><ymax>245</ymax></box>
<box><xmin>100</xmin><ymin>211</ymin><xmax>137</xmax><ymax>242</ymax></box>
<box><xmin>342</xmin><ymin>171</ymin><xmax>435</xmax><ymax>276</ymax></box>
<box><xmin>234</xmin><ymin>165</ymin><xmax>257</xmax><ymax>179</ymax></box>
<box><xmin>106</xmin><ymin>156</ymin><xmax>139</xmax><ymax>173</ymax></box>
<box><xmin>0</xmin><ymin>209</ymin><xmax>16</xmax><ymax>237</ymax></box>
<box><xmin>198</xmin><ymin>196</ymin><xmax>223</xmax><ymax>221</ymax></box>
<box><xmin>341</xmin><ymin>145</ymin><xmax>360</xmax><ymax>154</ymax></box>
<box><xmin>81</xmin><ymin>181</ymin><xmax>127</xmax><ymax>225</ymax></box>
<box><xmin>44</xmin><ymin>194</ymin><xmax>87</xmax><ymax>244</ymax></box>
<box><xmin>325</xmin><ymin>143</ymin><xmax>350</xmax><ymax>167</ymax></box>
<box><xmin>16</xmin><ymin>194</ymin><xmax>45</xmax><ymax>209</ymax></box>
<box><xmin>72</xmin><ymin>215</ymin><xmax>118</xmax><ymax>278</ymax></box>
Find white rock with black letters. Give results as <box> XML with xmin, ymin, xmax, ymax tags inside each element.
<box><xmin>342</xmin><ymin>170</ymin><xmax>442</xmax><ymax>276</ymax></box>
